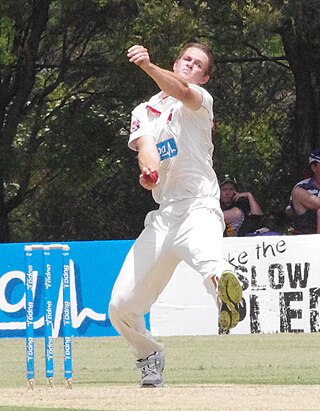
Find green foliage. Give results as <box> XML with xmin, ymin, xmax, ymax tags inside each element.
<box><xmin>132</xmin><ymin>0</ymin><xmax>202</xmax><ymax>67</ymax></box>
<box><xmin>197</xmin><ymin>0</ymin><xmax>302</xmax><ymax>231</ymax></box>
<box><xmin>0</xmin><ymin>17</ymin><xmax>16</xmax><ymax>67</ymax></box>
<box><xmin>211</xmin><ymin>53</ymin><xmax>294</xmax><ymax>222</ymax></box>
<box><xmin>0</xmin><ymin>0</ymin><xmax>319</xmax><ymax>241</ymax></box>
<box><xmin>1</xmin><ymin>0</ymin><xmax>143</xmax><ymax>241</ymax></box>
<box><xmin>233</xmin><ymin>0</ymin><xmax>285</xmax><ymax>34</ymax></box>
<box><xmin>11</xmin><ymin>100</ymin><xmax>156</xmax><ymax>241</ymax></box>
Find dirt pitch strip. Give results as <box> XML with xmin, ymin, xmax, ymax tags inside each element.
<box><xmin>1</xmin><ymin>384</ymin><xmax>320</xmax><ymax>411</ymax></box>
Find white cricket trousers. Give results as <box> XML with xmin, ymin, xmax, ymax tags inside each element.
<box><xmin>108</xmin><ymin>198</ymin><xmax>228</xmax><ymax>360</ymax></box>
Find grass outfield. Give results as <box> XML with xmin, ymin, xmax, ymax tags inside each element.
<box><xmin>0</xmin><ymin>333</ymin><xmax>320</xmax><ymax>410</ymax></box>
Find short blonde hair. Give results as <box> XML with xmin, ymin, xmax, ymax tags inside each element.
<box><xmin>176</xmin><ymin>42</ymin><xmax>215</xmax><ymax>76</ymax></box>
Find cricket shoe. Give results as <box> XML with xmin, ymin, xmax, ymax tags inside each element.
<box><xmin>136</xmin><ymin>351</ymin><xmax>165</xmax><ymax>388</ymax></box>
<box><xmin>218</xmin><ymin>270</ymin><xmax>243</xmax><ymax>331</ymax></box>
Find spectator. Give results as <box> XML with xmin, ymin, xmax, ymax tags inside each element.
<box><xmin>286</xmin><ymin>147</ymin><xmax>320</xmax><ymax>234</ymax></box>
<box><xmin>219</xmin><ymin>174</ymin><xmax>264</xmax><ymax>236</ymax></box>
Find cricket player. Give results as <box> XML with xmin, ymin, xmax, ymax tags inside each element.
<box><xmin>108</xmin><ymin>42</ymin><xmax>242</xmax><ymax>388</ymax></box>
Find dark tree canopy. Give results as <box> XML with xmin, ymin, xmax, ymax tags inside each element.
<box><xmin>0</xmin><ymin>0</ymin><xmax>319</xmax><ymax>241</ymax></box>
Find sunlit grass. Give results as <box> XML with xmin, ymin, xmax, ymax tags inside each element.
<box><xmin>1</xmin><ymin>333</ymin><xmax>320</xmax><ymax>389</ymax></box>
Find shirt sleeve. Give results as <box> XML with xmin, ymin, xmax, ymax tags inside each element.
<box><xmin>128</xmin><ymin>103</ymin><xmax>154</xmax><ymax>151</ymax></box>
<box><xmin>188</xmin><ymin>83</ymin><xmax>214</xmax><ymax>120</ymax></box>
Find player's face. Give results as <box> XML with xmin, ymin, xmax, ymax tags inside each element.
<box><xmin>220</xmin><ymin>183</ymin><xmax>236</xmax><ymax>204</ymax></box>
<box><xmin>173</xmin><ymin>47</ymin><xmax>210</xmax><ymax>85</ymax></box>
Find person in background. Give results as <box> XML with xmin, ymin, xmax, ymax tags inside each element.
<box><xmin>286</xmin><ymin>147</ymin><xmax>320</xmax><ymax>234</ymax></box>
<box><xmin>219</xmin><ymin>174</ymin><xmax>264</xmax><ymax>236</ymax></box>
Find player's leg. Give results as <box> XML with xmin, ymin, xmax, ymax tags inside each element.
<box><xmin>109</xmin><ymin>241</ymin><xmax>178</xmax><ymax>357</ymax></box>
<box><xmin>177</xmin><ymin>202</ymin><xmax>242</xmax><ymax>331</ymax></box>
<box><xmin>216</xmin><ymin>270</ymin><xmax>243</xmax><ymax>330</ymax></box>
<box><xmin>108</xmin><ymin>210</ymin><xmax>180</xmax><ymax>386</ymax></box>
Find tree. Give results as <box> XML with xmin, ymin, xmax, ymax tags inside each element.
<box><xmin>0</xmin><ymin>0</ymin><xmax>139</xmax><ymax>241</ymax></box>
<box><xmin>189</xmin><ymin>0</ymin><xmax>294</xmax><ymax>225</ymax></box>
<box><xmin>188</xmin><ymin>0</ymin><xmax>320</xmax><ymax>229</ymax></box>
<box><xmin>2</xmin><ymin>0</ymin><xmax>201</xmax><ymax>241</ymax></box>
<box><xmin>279</xmin><ymin>1</ymin><xmax>320</xmax><ymax>172</ymax></box>
<box><xmin>0</xmin><ymin>0</ymin><xmax>51</xmax><ymax>240</ymax></box>
<box><xmin>227</xmin><ymin>0</ymin><xmax>320</xmax><ymax>175</ymax></box>
<box><xmin>2</xmin><ymin>0</ymin><xmax>320</xmax><ymax>241</ymax></box>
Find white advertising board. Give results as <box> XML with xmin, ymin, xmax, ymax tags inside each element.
<box><xmin>151</xmin><ymin>235</ymin><xmax>320</xmax><ymax>336</ymax></box>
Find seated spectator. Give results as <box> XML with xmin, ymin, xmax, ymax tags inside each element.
<box><xmin>286</xmin><ymin>147</ymin><xmax>320</xmax><ymax>234</ymax></box>
<box><xmin>219</xmin><ymin>174</ymin><xmax>264</xmax><ymax>236</ymax></box>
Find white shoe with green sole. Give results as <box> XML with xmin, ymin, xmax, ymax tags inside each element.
<box><xmin>218</xmin><ymin>271</ymin><xmax>243</xmax><ymax>331</ymax></box>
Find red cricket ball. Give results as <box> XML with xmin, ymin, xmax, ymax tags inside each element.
<box><xmin>144</xmin><ymin>170</ymin><xmax>158</xmax><ymax>184</ymax></box>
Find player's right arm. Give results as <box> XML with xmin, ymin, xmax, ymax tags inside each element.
<box><xmin>134</xmin><ymin>136</ymin><xmax>160</xmax><ymax>190</ymax></box>
<box><xmin>128</xmin><ymin>104</ymin><xmax>160</xmax><ymax>190</ymax></box>
<box><xmin>127</xmin><ymin>45</ymin><xmax>204</xmax><ymax>111</ymax></box>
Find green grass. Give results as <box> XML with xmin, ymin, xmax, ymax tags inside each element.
<box><xmin>166</xmin><ymin>333</ymin><xmax>320</xmax><ymax>385</ymax></box>
<box><xmin>1</xmin><ymin>333</ymin><xmax>320</xmax><ymax>388</ymax></box>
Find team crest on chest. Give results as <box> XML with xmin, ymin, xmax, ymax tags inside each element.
<box><xmin>130</xmin><ymin>119</ymin><xmax>140</xmax><ymax>133</ymax></box>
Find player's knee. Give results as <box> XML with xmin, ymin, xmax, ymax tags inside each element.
<box><xmin>108</xmin><ymin>298</ymin><xmax>122</xmax><ymax>324</ymax></box>
<box><xmin>108</xmin><ymin>296</ymin><xmax>132</xmax><ymax>324</ymax></box>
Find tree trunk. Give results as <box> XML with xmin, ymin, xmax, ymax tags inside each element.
<box><xmin>0</xmin><ymin>0</ymin><xmax>51</xmax><ymax>241</ymax></box>
<box><xmin>280</xmin><ymin>3</ymin><xmax>320</xmax><ymax>178</ymax></box>
<box><xmin>0</xmin><ymin>180</ymin><xmax>10</xmax><ymax>242</ymax></box>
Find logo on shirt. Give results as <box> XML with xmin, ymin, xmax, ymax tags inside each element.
<box><xmin>130</xmin><ymin>119</ymin><xmax>140</xmax><ymax>133</ymax></box>
<box><xmin>156</xmin><ymin>138</ymin><xmax>178</xmax><ymax>161</ymax></box>
<box><xmin>167</xmin><ymin>109</ymin><xmax>173</xmax><ymax>123</ymax></box>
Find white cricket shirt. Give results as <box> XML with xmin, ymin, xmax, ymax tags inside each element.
<box><xmin>128</xmin><ymin>84</ymin><xmax>220</xmax><ymax>205</ymax></box>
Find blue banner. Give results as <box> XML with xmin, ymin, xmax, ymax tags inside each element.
<box><xmin>0</xmin><ymin>240</ymin><xmax>137</xmax><ymax>338</ymax></box>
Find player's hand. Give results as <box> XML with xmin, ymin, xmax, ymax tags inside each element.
<box><xmin>127</xmin><ymin>45</ymin><xmax>150</xmax><ymax>69</ymax></box>
<box><xmin>139</xmin><ymin>166</ymin><xmax>159</xmax><ymax>190</ymax></box>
